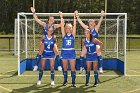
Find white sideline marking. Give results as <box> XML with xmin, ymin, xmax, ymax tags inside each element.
<box><xmin>19</xmin><ymin>74</ymin><xmax>122</xmax><ymax>77</ymax></box>
<box><xmin>0</xmin><ymin>85</ymin><xmax>12</xmax><ymax>92</ymax></box>
<box><xmin>122</xmin><ymin>88</ymin><xmax>140</xmax><ymax>93</ymax></box>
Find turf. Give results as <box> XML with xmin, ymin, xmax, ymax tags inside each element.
<box><xmin>0</xmin><ymin>51</ymin><xmax>140</xmax><ymax>93</ymax></box>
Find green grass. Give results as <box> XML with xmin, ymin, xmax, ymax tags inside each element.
<box><xmin>0</xmin><ymin>51</ymin><xmax>140</xmax><ymax>93</ymax></box>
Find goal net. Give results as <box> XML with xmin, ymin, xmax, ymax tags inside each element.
<box><xmin>15</xmin><ymin>13</ymin><xmax>127</xmax><ymax>76</ymax></box>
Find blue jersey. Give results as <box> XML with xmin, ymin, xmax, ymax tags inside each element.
<box><xmin>43</xmin><ymin>35</ymin><xmax>55</xmax><ymax>52</ymax></box>
<box><xmin>91</xmin><ymin>28</ymin><xmax>98</xmax><ymax>38</ymax></box>
<box><xmin>62</xmin><ymin>34</ymin><xmax>75</xmax><ymax>49</ymax></box>
<box><xmin>43</xmin><ymin>24</ymin><xmax>55</xmax><ymax>35</ymax></box>
<box><xmin>61</xmin><ymin>34</ymin><xmax>76</xmax><ymax>60</ymax></box>
<box><xmin>84</xmin><ymin>38</ymin><xmax>96</xmax><ymax>54</ymax></box>
<box><xmin>84</xmin><ymin>38</ymin><xmax>97</xmax><ymax>62</ymax></box>
<box><xmin>42</xmin><ymin>35</ymin><xmax>55</xmax><ymax>59</ymax></box>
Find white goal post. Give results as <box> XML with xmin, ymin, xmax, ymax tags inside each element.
<box><xmin>15</xmin><ymin>12</ymin><xmax>127</xmax><ymax>76</ymax></box>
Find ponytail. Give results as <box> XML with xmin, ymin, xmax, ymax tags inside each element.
<box><xmin>89</xmin><ymin>33</ymin><xmax>93</xmax><ymax>42</ymax></box>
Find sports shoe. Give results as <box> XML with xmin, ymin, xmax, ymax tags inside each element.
<box><xmin>93</xmin><ymin>82</ymin><xmax>98</xmax><ymax>87</ymax></box>
<box><xmin>33</xmin><ymin>65</ymin><xmax>38</xmax><ymax>71</ymax></box>
<box><xmin>51</xmin><ymin>81</ymin><xmax>55</xmax><ymax>86</ymax></box>
<box><xmin>58</xmin><ymin>66</ymin><xmax>62</xmax><ymax>71</ymax></box>
<box><xmin>63</xmin><ymin>81</ymin><xmax>68</xmax><ymax>86</ymax></box>
<box><xmin>99</xmin><ymin>67</ymin><xmax>103</xmax><ymax>74</ymax></box>
<box><xmin>37</xmin><ymin>80</ymin><xmax>41</xmax><ymax>85</ymax></box>
<box><xmin>79</xmin><ymin>67</ymin><xmax>84</xmax><ymax>74</ymax></box>
<box><xmin>72</xmin><ymin>83</ymin><xmax>76</xmax><ymax>87</ymax></box>
<box><xmin>85</xmin><ymin>82</ymin><xmax>89</xmax><ymax>86</ymax></box>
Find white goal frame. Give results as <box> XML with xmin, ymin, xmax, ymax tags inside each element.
<box><xmin>16</xmin><ymin>12</ymin><xmax>127</xmax><ymax>76</ymax></box>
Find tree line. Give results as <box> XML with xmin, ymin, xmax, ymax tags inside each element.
<box><xmin>0</xmin><ymin>0</ymin><xmax>140</xmax><ymax>34</ymax></box>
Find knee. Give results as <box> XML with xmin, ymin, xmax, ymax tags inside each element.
<box><xmin>50</xmin><ymin>65</ymin><xmax>54</xmax><ymax>70</ymax></box>
<box><xmin>87</xmin><ymin>67</ymin><xmax>91</xmax><ymax>71</ymax></box>
<box><xmin>93</xmin><ymin>67</ymin><xmax>98</xmax><ymax>71</ymax></box>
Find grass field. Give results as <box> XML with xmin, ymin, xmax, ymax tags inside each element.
<box><xmin>0</xmin><ymin>51</ymin><xmax>140</xmax><ymax>93</ymax></box>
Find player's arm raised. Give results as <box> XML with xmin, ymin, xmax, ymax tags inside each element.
<box><xmin>75</xmin><ymin>10</ymin><xmax>89</xmax><ymax>30</ymax></box>
<box><xmin>93</xmin><ymin>38</ymin><xmax>103</xmax><ymax>51</ymax></box>
<box><xmin>59</xmin><ymin>11</ymin><xmax>65</xmax><ymax>38</ymax></box>
<box><xmin>95</xmin><ymin>10</ymin><xmax>104</xmax><ymax>32</ymax></box>
<box><xmin>72</xmin><ymin>11</ymin><xmax>77</xmax><ymax>37</ymax></box>
<box><xmin>31</xmin><ymin>7</ymin><xmax>46</xmax><ymax>28</ymax></box>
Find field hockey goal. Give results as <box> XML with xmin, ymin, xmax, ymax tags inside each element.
<box><xmin>15</xmin><ymin>12</ymin><xmax>127</xmax><ymax>76</ymax></box>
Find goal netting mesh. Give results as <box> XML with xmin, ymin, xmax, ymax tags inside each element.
<box><xmin>15</xmin><ymin>13</ymin><xmax>127</xmax><ymax>76</ymax></box>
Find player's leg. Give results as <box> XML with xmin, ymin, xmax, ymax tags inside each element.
<box><xmin>96</xmin><ymin>45</ymin><xmax>103</xmax><ymax>74</ymax></box>
<box><xmin>70</xmin><ymin>60</ymin><xmax>76</xmax><ymax>87</ymax></box>
<box><xmin>33</xmin><ymin>36</ymin><xmax>45</xmax><ymax>71</ymax></box>
<box><xmin>85</xmin><ymin>62</ymin><xmax>91</xmax><ymax>86</ymax></box>
<box><xmin>62</xmin><ymin>60</ymin><xmax>68</xmax><ymax>86</ymax></box>
<box><xmin>79</xmin><ymin>46</ymin><xmax>87</xmax><ymax>74</ymax></box>
<box><xmin>50</xmin><ymin>58</ymin><xmax>55</xmax><ymax>85</ymax></box>
<box><xmin>37</xmin><ymin>59</ymin><xmax>46</xmax><ymax>85</ymax></box>
<box><xmin>54</xmin><ymin>44</ymin><xmax>62</xmax><ymax>71</ymax></box>
<box><xmin>93</xmin><ymin>61</ymin><xmax>99</xmax><ymax>87</ymax></box>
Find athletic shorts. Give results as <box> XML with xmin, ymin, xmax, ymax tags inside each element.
<box><xmin>42</xmin><ymin>51</ymin><xmax>55</xmax><ymax>59</ymax></box>
<box><xmin>86</xmin><ymin>53</ymin><xmax>98</xmax><ymax>62</ymax></box>
<box><xmin>61</xmin><ymin>50</ymin><xmax>76</xmax><ymax>60</ymax></box>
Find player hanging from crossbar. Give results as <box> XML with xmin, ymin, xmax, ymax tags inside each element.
<box><xmin>30</xmin><ymin>7</ymin><xmax>62</xmax><ymax>72</ymax></box>
<box><xmin>59</xmin><ymin>11</ymin><xmax>77</xmax><ymax>87</ymax></box>
<box><xmin>75</xmin><ymin>10</ymin><xmax>105</xmax><ymax>74</ymax></box>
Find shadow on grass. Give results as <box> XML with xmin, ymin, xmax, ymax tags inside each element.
<box><xmin>99</xmin><ymin>76</ymin><xmax>122</xmax><ymax>84</ymax></box>
<box><xmin>0</xmin><ymin>71</ymin><xmax>18</xmax><ymax>80</ymax></box>
<box><xmin>10</xmin><ymin>84</ymin><xmax>96</xmax><ymax>93</ymax></box>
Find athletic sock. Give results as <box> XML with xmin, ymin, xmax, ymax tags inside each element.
<box><xmin>63</xmin><ymin>71</ymin><xmax>68</xmax><ymax>82</ymax></box>
<box><xmin>80</xmin><ymin>56</ymin><xmax>84</xmax><ymax>68</ymax></box>
<box><xmin>51</xmin><ymin>70</ymin><xmax>55</xmax><ymax>81</ymax></box>
<box><xmin>71</xmin><ymin>71</ymin><xmax>76</xmax><ymax>84</ymax></box>
<box><xmin>39</xmin><ymin>69</ymin><xmax>43</xmax><ymax>80</ymax></box>
<box><xmin>86</xmin><ymin>71</ymin><xmax>90</xmax><ymax>84</ymax></box>
<box><xmin>35</xmin><ymin>54</ymin><xmax>41</xmax><ymax>66</ymax></box>
<box><xmin>56</xmin><ymin>55</ymin><xmax>61</xmax><ymax>66</ymax></box>
<box><xmin>94</xmin><ymin>71</ymin><xmax>99</xmax><ymax>83</ymax></box>
<box><xmin>98</xmin><ymin>55</ymin><xmax>103</xmax><ymax>68</ymax></box>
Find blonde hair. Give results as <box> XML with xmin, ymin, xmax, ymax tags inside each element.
<box><xmin>65</xmin><ymin>23</ymin><xmax>73</xmax><ymax>30</ymax></box>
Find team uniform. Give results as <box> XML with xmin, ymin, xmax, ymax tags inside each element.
<box><xmin>91</xmin><ymin>28</ymin><xmax>103</xmax><ymax>73</ymax></box>
<box><xmin>84</xmin><ymin>38</ymin><xmax>98</xmax><ymax>62</ymax></box>
<box><xmin>91</xmin><ymin>28</ymin><xmax>98</xmax><ymax>38</ymax></box>
<box><xmin>61</xmin><ymin>34</ymin><xmax>76</xmax><ymax>86</ymax></box>
<box><xmin>42</xmin><ymin>35</ymin><xmax>55</xmax><ymax>59</ymax></box>
<box><xmin>84</xmin><ymin>37</ymin><xmax>99</xmax><ymax>87</ymax></box>
<box><xmin>34</xmin><ymin>24</ymin><xmax>62</xmax><ymax>71</ymax></box>
<box><xmin>43</xmin><ymin>25</ymin><xmax>55</xmax><ymax>35</ymax></box>
<box><xmin>61</xmin><ymin>34</ymin><xmax>76</xmax><ymax>60</ymax></box>
<box><xmin>37</xmin><ymin>35</ymin><xmax>56</xmax><ymax>86</ymax></box>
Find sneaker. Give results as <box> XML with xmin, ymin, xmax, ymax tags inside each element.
<box><xmin>72</xmin><ymin>83</ymin><xmax>76</xmax><ymax>87</ymax></box>
<box><xmin>85</xmin><ymin>83</ymin><xmax>89</xmax><ymax>86</ymax></box>
<box><xmin>58</xmin><ymin>66</ymin><xmax>62</xmax><ymax>71</ymax></box>
<box><xmin>63</xmin><ymin>81</ymin><xmax>68</xmax><ymax>86</ymax></box>
<box><xmin>79</xmin><ymin>67</ymin><xmax>84</xmax><ymax>74</ymax></box>
<box><xmin>37</xmin><ymin>80</ymin><xmax>41</xmax><ymax>85</ymax></box>
<box><xmin>99</xmin><ymin>67</ymin><xmax>103</xmax><ymax>74</ymax></box>
<box><xmin>93</xmin><ymin>82</ymin><xmax>98</xmax><ymax>87</ymax></box>
<box><xmin>33</xmin><ymin>65</ymin><xmax>38</xmax><ymax>71</ymax></box>
<box><xmin>51</xmin><ymin>81</ymin><xmax>55</xmax><ymax>86</ymax></box>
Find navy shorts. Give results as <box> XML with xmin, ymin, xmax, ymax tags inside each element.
<box><xmin>42</xmin><ymin>51</ymin><xmax>55</xmax><ymax>59</ymax></box>
<box><xmin>61</xmin><ymin>50</ymin><xmax>76</xmax><ymax>60</ymax></box>
<box><xmin>86</xmin><ymin>53</ymin><xmax>98</xmax><ymax>62</ymax></box>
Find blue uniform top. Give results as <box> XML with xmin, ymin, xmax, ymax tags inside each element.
<box><xmin>62</xmin><ymin>34</ymin><xmax>75</xmax><ymax>50</ymax></box>
<box><xmin>43</xmin><ymin>35</ymin><xmax>55</xmax><ymax>52</ymax></box>
<box><xmin>91</xmin><ymin>28</ymin><xmax>98</xmax><ymax>38</ymax></box>
<box><xmin>43</xmin><ymin>24</ymin><xmax>55</xmax><ymax>35</ymax></box>
<box><xmin>84</xmin><ymin>38</ymin><xmax>96</xmax><ymax>54</ymax></box>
